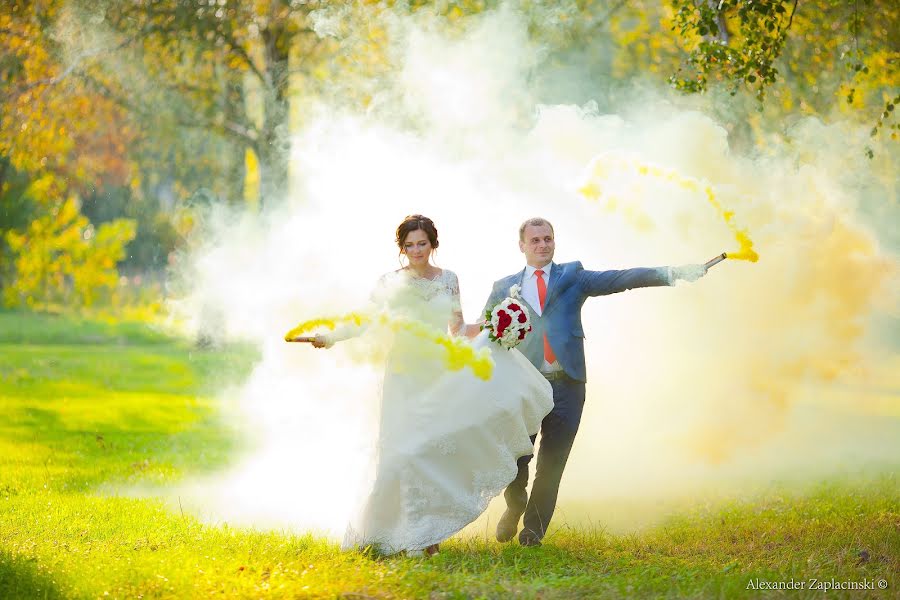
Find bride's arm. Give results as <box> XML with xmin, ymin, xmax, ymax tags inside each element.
<box><xmin>447</xmin><ymin>271</ymin><xmax>482</xmax><ymax>339</ymax></box>
<box><xmin>449</xmin><ymin>310</ymin><xmax>482</xmax><ymax>338</ymax></box>
<box><xmin>313</xmin><ymin>321</ymin><xmax>366</xmax><ymax>348</ymax></box>
<box><xmin>313</xmin><ymin>275</ymin><xmax>387</xmax><ymax>348</ymax></box>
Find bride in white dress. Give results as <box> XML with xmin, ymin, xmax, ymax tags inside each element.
<box><xmin>314</xmin><ymin>214</ymin><xmax>553</xmax><ymax>556</ymax></box>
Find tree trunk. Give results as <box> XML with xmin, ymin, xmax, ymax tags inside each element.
<box><xmin>257</xmin><ymin>19</ymin><xmax>292</xmax><ymax>206</ymax></box>
<box><xmin>258</xmin><ymin>140</ymin><xmax>289</xmax><ymax>204</ymax></box>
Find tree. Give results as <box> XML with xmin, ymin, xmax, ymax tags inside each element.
<box><xmin>1</xmin><ymin>1</ymin><xmax>143</xmax><ymax>301</ymax></box>
<box><xmin>4</xmin><ymin>194</ymin><xmax>136</xmax><ymax>309</ymax></box>
<box><xmin>0</xmin><ymin>1</ymin><xmax>134</xmax><ymax>199</ymax></box>
<box><xmin>78</xmin><ymin>0</ymin><xmax>338</xmax><ymax>205</ymax></box>
<box><xmin>669</xmin><ymin>0</ymin><xmax>899</xmax><ymax>150</ymax></box>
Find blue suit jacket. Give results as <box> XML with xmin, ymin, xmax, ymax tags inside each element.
<box><xmin>483</xmin><ymin>261</ymin><xmax>671</xmax><ymax>383</ymax></box>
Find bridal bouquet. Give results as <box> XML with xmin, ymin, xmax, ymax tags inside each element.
<box><xmin>483</xmin><ymin>284</ymin><xmax>533</xmax><ymax>349</ymax></box>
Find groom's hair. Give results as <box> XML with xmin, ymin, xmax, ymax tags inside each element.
<box><xmin>519</xmin><ymin>217</ymin><xmax>554</xmax><ymax>241</ymax></box>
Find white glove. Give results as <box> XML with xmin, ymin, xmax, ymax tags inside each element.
<box><xmin>670</xmin><ymin>264</ymin><xmax>707</xmax><ymax>283</ymax></box>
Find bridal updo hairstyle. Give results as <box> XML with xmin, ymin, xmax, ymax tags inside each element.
<box><xmin>395</xmin><ymin>214</ymin><xmax>439</xmax><ymax>252</ymax></box>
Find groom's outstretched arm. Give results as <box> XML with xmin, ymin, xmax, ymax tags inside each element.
<box><xmin>578</xmin><ymin>262</ymin><xmax>673</xmax><ymax>297</ymax></box>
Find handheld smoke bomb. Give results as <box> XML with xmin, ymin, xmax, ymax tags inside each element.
<box><xmin>704</xmin><ymin>253</ymin><xmax>727</xmax><ymax>269</ymax></box>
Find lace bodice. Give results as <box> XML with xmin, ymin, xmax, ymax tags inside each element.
<box><xmin>323</xmin><ymin>269</ymin><xmax>465</xmax><ymax>346</ymax></box>
<box><xmin>374</xmin><ymin>269</ymin><xmax>463</xmax><ymax>334</ymax></box>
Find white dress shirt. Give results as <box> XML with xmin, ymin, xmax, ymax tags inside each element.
<box><xmin>523</xmin><ymin>263</ymin><xmax>562</xmax><ymax>373</ymax></box>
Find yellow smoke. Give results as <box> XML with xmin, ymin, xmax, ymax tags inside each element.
<box><xmin>284</xmin><ymin>313</ymin><xmax>370</xmax><ymax>341</ymax></box>
<box><xmin>579</xmin><ymin>155</ymin><xmax>760</xmax><ymax>262</ymax></box>
<box><xmin>284</xmin><ymin>312</ymin><xmax>494</xmax><ymax>380</ymax></box>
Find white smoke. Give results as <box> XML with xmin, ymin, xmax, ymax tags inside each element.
<box><xmin>167</xmin><ymin>7</ymin><xmax>900</xmax><ymax>536</ymax></box>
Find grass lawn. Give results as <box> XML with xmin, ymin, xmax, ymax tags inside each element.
<box><xmin>0</xmin><ymin>310</ymin><xmax>897</xmax><ymax>599</ymax></box>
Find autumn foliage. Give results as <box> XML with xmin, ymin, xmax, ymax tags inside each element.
<box><xmin>1</xmin><ymin>0</ymin><xmax>896</xmax><ymax>312</ymax></box>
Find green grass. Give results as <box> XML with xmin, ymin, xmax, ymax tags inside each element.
<box><xmin>1</xmin><ymin>310</ymin><xmax>898</xmax><ymax>599</ymax></box>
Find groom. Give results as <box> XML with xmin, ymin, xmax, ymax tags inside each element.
<box><xmin>484</xmin><ymin>217</ymin><xmax>708</xmax><ymax>547</ymax></box>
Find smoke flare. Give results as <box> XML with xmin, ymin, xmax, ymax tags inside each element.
<box><xmin>579</xmin><ymin>154</ymin><xmax>760</xmax><ymax>262</ymax></box>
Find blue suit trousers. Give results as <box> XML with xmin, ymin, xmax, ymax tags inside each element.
<box><xmin>504</xmin><ymin>374</ymin><xmax>585</xmax><ymax>542</ymax></box>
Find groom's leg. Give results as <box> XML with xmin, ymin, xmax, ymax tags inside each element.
<box><xmin>504</xmin><ymin>435</ymin><xmax>536</xmax><ymax>512</ymax></box>
<box><xmin>520</xmin><ymin>376</ymin><xmax>585</xmax><ymax>544</ymax></box>
<box><xmin>496</xmin><ymin>433</ymin><xmax>536</xmax><ymax>542</ymax></box>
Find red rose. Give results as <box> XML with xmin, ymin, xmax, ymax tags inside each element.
<box><xmin>508</xmin><ymin>303</ymin><xmax>521</xmax><ymax>312</ymax></box>
<box><xmin>497</xmin><ymin>310</ymin><xmax>512</xmax><ymax>335</ymax></box>
<box><xmin>518</xmin><ymin>329</ymin><xmax>527</xmax><ymax>340</ymax></box>
<box><xmin>517</xmin><ymin>312</ymin><xmax>527</xmax><ymax>323</ymax></box>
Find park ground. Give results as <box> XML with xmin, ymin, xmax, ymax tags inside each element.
<box><xmin>1</xmin><ymin>310</ymin><xmax>897</xmax><ymax>599</ymax></box>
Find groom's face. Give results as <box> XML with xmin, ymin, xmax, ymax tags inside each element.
<box><xmin>520</xmin><ymin>224</ymin><xmax>555</xmax><ymax>267</ymax></box>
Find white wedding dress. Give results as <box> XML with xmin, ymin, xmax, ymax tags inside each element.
<box><xmin>336</xmin><ymin>269</ymin><xmax>553</xmax><ymax>555</ymax></box>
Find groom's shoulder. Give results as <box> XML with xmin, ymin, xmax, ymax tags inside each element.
<box><xmin>494</xmin><ymin>270</ymin><xmax>521</xmax><ymax>285</ymax></box>
<box><xmin>557</xmin><ymin>260</ymin><xmax>584</xmax><ymax>273</ymax></box>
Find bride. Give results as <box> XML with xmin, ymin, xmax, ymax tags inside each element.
<box><xmin>313</xmin><ymin>214</ymin><xmax>553</xmax><ymax>556</ymax></box>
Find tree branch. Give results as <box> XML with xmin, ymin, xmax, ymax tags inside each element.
<box><xmin>5</xmin><ymin>26</ymin><xmax>153</xmax><ymax>99</ymax></box>
<box><xmin>75</xmin><ymin>70</ymin><xmax>260</xmax><ymax>152</ymax></box>
<box><xmin>0</xmin><ymin>27</ymin><xmax>30</xmax><ymax>40</ymax></box>
<box><xmin>214</xmin><ymin>29</ymin><xmax>271</xmax><ymax>91</ymax></box>
<box><xmin>599</xmin><ymin>0</ymin><xmax>629</xmax><ymax>25</ymax></box>
<box><xmin>786</xmin><ymin>0</ymin><xmax>800</xmax><ymax>31</ymax></box>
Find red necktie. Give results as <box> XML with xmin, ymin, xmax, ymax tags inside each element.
<box><xmin>535</xmin><ymin>269</ymin><xmax>556</xmax><ymax>364</ymax></box>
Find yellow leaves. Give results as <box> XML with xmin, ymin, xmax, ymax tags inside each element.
<box><xmin>779</xmin><ymin>86</ymin><xmax>795</xmax><ymax>112</ymax></box>
<box><xmin>226</xmin><ymin>54</ymin><xmax>245</xmax><ymax>71</ymax></box>
<box><xmin>3</xmin><ymin>197</ymin><xmax>137</xmax><ymax>309</ymax></box>
<box><xmin>311</xmin><ymin>64</ymin><xmax>330</xmax><ymax>81</ymax></box>
<box><xmin>0</xmin><ymin>3</ymin><xmax>133</xmax><ymax>189</ymax></box>
<box><xmin>26</xmin><ymin>174</ymin><xmax>59</xmax><ymax>204</ymax></box>
<box><xmin>606</xmin><ymin>3</ymin><xmax>685</xmax><ymax>79</ymax></box>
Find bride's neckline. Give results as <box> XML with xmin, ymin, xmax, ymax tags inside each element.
<box><xmin>399</xmin><ymin>267</ymin><xmax>444</xmax><ymax>282</ymax></box>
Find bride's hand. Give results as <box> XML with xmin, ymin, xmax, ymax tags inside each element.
<box><xmin>464</xmin><ymin>323</ymin><xmax>483</xmax><ymax>338</ymax></box>
<box><xmin>311</xmin><ymin>334</ymin><xmax>330</xmax><ymax>349</ymax></box>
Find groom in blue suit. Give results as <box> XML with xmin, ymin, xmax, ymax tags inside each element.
<box><xmin>484</xmin><ymin>217</ymin><xmax>708</xmax><ymax>546</ymax></box>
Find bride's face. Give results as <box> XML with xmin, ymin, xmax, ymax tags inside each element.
<box><xmin>402</xmin><ymin>229</ymin><xmax>433</xmax><ymax>266</ymax></box>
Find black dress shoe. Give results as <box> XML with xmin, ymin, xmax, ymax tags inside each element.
<box><xmin>496</xmin><ymin>509</ymin><xmax>522</xmax><ymax>542</ymax></box>
<box><xmin>519</xmin><ymin>529</ymin><xmax>543</xmax><ymax>547</ymax></box>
